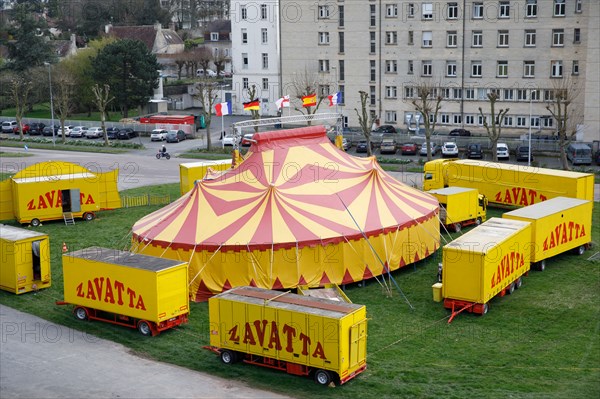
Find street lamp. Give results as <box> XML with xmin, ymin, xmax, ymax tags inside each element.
<box><xmin>44</xmin><ymin>62</ymin><xmax>55</xmax><ymax>146</ymax></box>
<box><xmin>528</xmin><ymin>89</ymin><xmax>537</xmax><ymax>167</ymax></box>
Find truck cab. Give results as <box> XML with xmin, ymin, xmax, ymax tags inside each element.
<box><xmin>427</xmin><ymin>186</ymin><xmax>487</xmax><ymax>232</ymax></box>
<box><xmin>423</xmin><ymin>158</ymin><xmax>455</xmax><ymax>191</ymax></box>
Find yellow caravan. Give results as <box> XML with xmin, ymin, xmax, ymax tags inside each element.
<box><xmin>179</xmin><ymin>160</ymin><xmax>232</xmax><ymax>195</ymax></box>
<box><xmin>0</xmin><ymin>224</ymin><xmax>51</xmax><ymax>294</ymax></box>
<box><xmin>0</xmin><ymin>161</ymin><xmax>121</xmax><ymax>226</ymax></box>
<box><xmin>427</xmin><ymin>187</ymin><xmax>487</xmax><ymax>232</ymax></box>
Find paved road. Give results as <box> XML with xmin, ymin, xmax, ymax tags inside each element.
<box><xmin>0</xmin><ymin>305</ymin><xmax>289</xmax><ymax>399</ymax></box>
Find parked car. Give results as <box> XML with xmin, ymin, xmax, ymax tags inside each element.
<box><xmin>379</xmin><ymin>139</ymin><xmax>397</xmax><ymax>154</ymax></box>
<box><xmin>566</xmin><ymin>143</ymin><xmax>592</xmax><ymax>165</ymax></box>
<box><xmin>85</xmin><ymin>127</ymin><xmax>104</xmax><ymax>139</ymax></box>
<box><xmin>515</xmin><ymin>145</ymin><xmax>534</xmax><ymax>162</ymax></box>
<box><xmin>342</xmin><ymin>137</ymin><xmax>352</xmax><ymax>151</ymax></box>
<box><xmin>117</xmin><ymin>128</ymin><xmax>137</xmax><ymax>140</ymax></box>
<box><xmin>595</xmin><ymin>150</ymin><xmax>600</xmax><ymax>166</ymax></box>
<box><xmin>221</xmin><ymin>133</ymin><xmax>235</xmax><ymax>146</ymax></box>
<box><xmin>196</xmin><ymin>69</ymin><xmax>217</xmax><ymax>77</ymax></box>
<box><xmin>371</xmin><ymin>125</ymin><xmax>397</xmax><ymax>134</ymax></box>
<box><xmin>69</xmin><ymin>126</ymin><xmax>88</xmax><ymax>138</ymax></box>
<box><xmin>240</xmin><ymin>133</ymin><xmax>255</xmax><ymax>147</ymax></box>
<box><xmin>14</xmin><ymin>123</ymin><xmax>30</xmax><ymax>134</ymax></box>
<box><xmin>42</xmin><ymin>125</ymin><xmax>60</xmax><ymax>136</ymax></box>
<box><xmin>449</xmin><ymin>128</ymin><xmax>471</xmax><ymax>136</ymax></box>
<box><xmin>496</xmin><ymin>143</ymin><xmax>510</xmax><ymax>160</ymax></box>
<box><xmin>219</xmin><ymin>70</ymin><xmax>232</xmax><ymax>78</ymax></box>
<box><xmin>465</xmin><ymin>143</ymin><xmax>483</xmax><ymax>159</ymax></box>
<box><xmin>106</xmin><ymin>127</ymin><xmax>120</xmax><ymax>139</ymax></box>
<box><xmin>356</xmin><ymin>140</ymin><xmax>373</xmax><ymax>153</ymax></box>
<box><xmin>441</xmin><ymin>142</ymin><xmax>459</xmax><ymax>157</ymax></box>
<box><xmin>419</xmin><ymin>142</ymin><xmax>438</xmax><ymax>156</ymax></box>
<box><xmin>400</xmin><ymin>143</ymin><xmax>418</xmax><ymax>155</ymax></box>
<box><xmin>1</xmin><ymin>120</ymin><xmax>17</xmax><ymax>133</ymax></box>
<box><xmin>151</xmin><ymin>129</ymin><xmax>168</xmax><ymax>141</ymax></box>
<box><xmin>57</xmin><ymin>125</ymin><xmax>74</xmax><ymax>136</ymax></box>
<box><xmin>166</xmin><ymin>129</ymin><xmax>186</xmax><ymax>143</ymax></box>
<box><xmin>26</xmin><ymin>122</ymin><xmax>45</xmax><ymax>135</ymax></box>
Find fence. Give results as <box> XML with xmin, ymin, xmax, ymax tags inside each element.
<box><xmin>122</xmin><ymin>194</ymin><xmax>171</xmax><ymax>208</ymax></box>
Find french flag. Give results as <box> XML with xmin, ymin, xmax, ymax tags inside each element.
<box><xmin>328</xmin><ymin>92</ymin><xmax>341</xmax><ymax>107</ymax></box>
<box><xmin>215</xmin><ymin>101</ymin><xmax>231</xmax><ymax>116</ymax></box>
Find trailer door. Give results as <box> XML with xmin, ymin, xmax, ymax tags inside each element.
<box><xmin>31</xmin><ymin>240</ymin><xmax>41</xmax><ymax>280</ymax></box>
<box><xmin>349</xmin><ymin>319</ymin><xmax>367</xmax><ymax>367</ymax></box>
<box><xmin>61</xmin><ymin>189</ymin><xmax>80</xmax><ymax>212</ymax></box>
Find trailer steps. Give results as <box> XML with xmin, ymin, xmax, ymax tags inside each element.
<box><xmin>63</xmin><ymin>212</ymin><xmax>75</xmax><ymax>225</ymax></box>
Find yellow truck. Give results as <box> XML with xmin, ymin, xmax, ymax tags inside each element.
<box><xmin>206</xmin><ymin>286</ymin><xmax>367</xmax><ymax>386</ymax></box>
<box><xmin>0</xmin><ymin>224</ymin><xmax>51</xmax><ymax>294</ymax></box>
<box><xmin>503</xmin><ymin>197</ymin><xmax>593</xmax><ymax>271</ymax></box>
<box><xmin>59</xmin><ymin>247</ymin><xmax>189</xmax><ymax>336</ymax></box>
<box><xmin>426</xmin><ymin>187</ymin><xmax>487</xmax><ymax>232</ymax></box>
<box><xmin>441</xmin><ymin>218</ymin><xmax>531</xmax><ymax>322</ymax></box>
<box><xmin>423</xmin><ymin>159</ymin><xmax>594</xmax><ymax>207</ymax></box>
<box><xmin>179</xmin><ymin>159</ymin><xmax>232</xmax><ymax>195</ymax></box>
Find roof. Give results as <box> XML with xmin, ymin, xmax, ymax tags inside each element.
<box><xmin>0</xmin><ymin>224</ymin><xmax>48</xmax><ymax>242</ymax></box>
<box><xmin>107</xmin><ymin>24</ymin><xmax>183</xmax><ymax>51</ymax></box>
<box><xmin>446</xmin><ymin>217</ymin><xmax>530</xmax><ymax>253</ymax></box>
<box><xmin>66</xmin><ymin>246</ymin><xmax>186</xmax><ymax>271</ymax></box>
<box><xmin>454</xmin><ymin>159</ymin><xmax>593</xmax><ymax>179</ymax></box>
<box><xmin>503</xmin><ymin>197</ymin><xmax>590</xmax><ymax>220</ymax></box>
<box><xmin>427</xmin><ymin>187</ymin><xmax>477</xmax><ymax>195</ymax></box>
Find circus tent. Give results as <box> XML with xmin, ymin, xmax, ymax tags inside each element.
<box><xmin>131</xmin><ymin>126</ymin><xmax>440</xmax><ymax>301</ymax></box>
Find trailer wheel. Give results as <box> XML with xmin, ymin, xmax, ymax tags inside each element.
<box><xmin>506</xmin><ymin>282</ymin><xmax>515</xmax><ymax>295</ymax></box>
<box><xmin>137</xmin><ymin>321</ymin><xmax>152</xmax><ymax>336</ymax></box>
<box><xmin>83</xmin><ymin>212</ymin><xmax>95</xmax><ymax>222</ymax></box>
<box><xmin>314</xmin><ymin>369</ymin><xmax>332</xmax><ymax>385</ymax></box>
<box><xmin>74</xmin><ymin>307</ymin><xmax>88</xmax><ymax>321</ymax></box>
<box><xmin>475</xmin><ymin>217</ymin><xmax>482</xmax><ymax>226</ymax></box>
<box><xmin>536</xmin><ymin>260</ymin><xmax>546</xmax><ymax>272</ymax></box>
<box><xmin>576</xmin><ymin>245</ymin><xmax>586</xmax><ymax>256</ymax></box>
<box><xmin>454</xmin><ymin>223</ymin><xmax>462</xmax><ymax>232</ymax></box>
<box><xmin>515</xmin><ymin>277</ymin><xmax>523</xmax><ymax>289</ymax></box>
<box><xmin>220</xmin><ymin>350</ymin><xmax>236</xmax><ymax>365</ymax></box>
<box><xmin>31</xmin><ymin>218</ymin><xmax>41</xmax><ymax>227</ymax></box>
<box><xmin>480</xmin><ymin>303</ymin><xmax>489</xmax><ymax>315</ymax></box>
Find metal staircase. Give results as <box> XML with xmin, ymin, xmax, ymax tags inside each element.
<box><xmin>63</xmin><ymin>212</ymin><xmax>75</xmax><ymax>226</ymax></box>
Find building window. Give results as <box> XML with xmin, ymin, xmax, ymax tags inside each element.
<box><xmin>370</xmin><ymin>32</ymin><xmax>376</xmax><ymax>53</ymax></box>
<box><xmin>407</xmin><ymin>3</ymin><xmax>415</xmax><ymax>17</ymax></box>
<box><xmin>370</xmin><ymin>86</ymin><xmax>376</xmax><ymax>106</ymax></box>
<box><xmin>262</xmin><ymin>53</ymin><xmax>268</xmax><ymax>69</ymax></box>
<box><xmin>499</xmin><ymin>1</ymin><xmax>510</xmax><ymax>18</ymax></box>
<box><xmin>242</xmin><ymin>78</ymin><xmax>249</xmax><ymax>89</ymax></box>
<box><xmin>465</xmin><ymin>88</ymin><xmax>475</xmax><ymax>99</ymax></box>
<box><xmin>386</xmin><ymin>4</ymin><xmax>398</xmax><ymax>17</ymax></box>
<box><xmin>525</xmin><ymin>30</ymin><xmax>536</xmax><ymax>47</ymax></box>
<box><xmin>242</xmin><ymin>53</ymin><xmax>248</xmax><ymax>69</ymax></box>
<box><xmin>261</xmin><ymin>28</ymin><xmax>268</xmax><ymax>44</ymax></box>
<box><xmin>386</xmin><ymin>86</ymin><xmax>397</xmax><ymax>98</ymax></box>
<box><xmin>339</xmin><ymin>60</ymin><xmax>345</xmax><ymax>80</ymax></box>
<box><xmin>517</xmin><ymin>89</ymin><xmax>527</xmax><ymax>101</ymax></box>
<box><xmin>524</xmin><ymin>61</ymin><xmax>535</xmax><ymax>77</ymax></box>
<box><xmin>531</xmin><ymin>89</ymin><xmax>540</xmax><ymax>101</ymax></box>
<box><xmin>471</xmin><ymin>61</ymin><xmax>482</xmax><ymax>77</ymax></box>
<box><xmin>422</xmin><ymin>31</ymin><xmax>432</xmax><ymax>47</ymax></box>
<box><xmin>338</xmin><ymin>5</ymin><xmax>344</xmax><ymax>27</ymax></box>
<box><xmin>575</xmin><ymin>0</ymin><xmax>582</xmax><ymax>13</ymax></box>
<box><xmin>447</xmin><ymin>31</ymin><xmax>457</xmax><ymax>47</ymax></box>
<box><xmin>472</xmin><ymin>31</ymin><xmax>482</xmax><ymax>47</ymax></box>
<box><xmin>453</xmin><ymin>88</ymin><xmax>462</xmax><ymax>99</ymax></box>
<box><xmin>453</xmin><ymin>114</ymin><xmax>462</xmax><ymax>124</ymax></box>
<box><xmin>441</xmin><ymin>114</ymin><xmax>450</xmax><ymax>124</ymax></box>
<box><xmin>386</xmin><ymin>31</ymin><xmax>398</xmax><ymax>45</ymax></box>
<box><xmin>574</xmin><ymin>28</ymin><xmax>581</xmax><ymax>44</ymax></box>
<box><xmin>478</xmin><ymin>88</ymin><xmax>487</xmax><ymax>100</ymax></box>
<box><xmin>210</xmin><ymin>32</ymin><xmax>219</xmax><ymax>41</ymax></box>
<box><xmin>446</xmin><ymin>61</ymin><xmax>457</xmax><ymax>77</ymax></box>
<box><xmin>545</xmin><ymin>90</ymin><xmax>555</xmax><ymax>102</ymax></box>
<box><xmin>370</xmin><ymin>5</ymin><xmax>376</xmax><ymax>26</ymax></box>
<box><xmin>465</xmin><ymin>115</ymin><xmax>475</xmax><ymax>125</ymax></box>
<box><xmin>517</xmin><ymin>116</ymin><xmax>527</xmax><ymax>127</ymax></box>
<box><xmin>552</xmin><ymin>29</ymin><xmax>564</xmax><ymax>46</ymax></box>
<box><xmin>473</xmin><ymin>2</ymin><xmax>483</xmax><ymax>18</ymax></box>
<box><xmin>370</xmin><ymin>60</ymin><xmax>377</xmax><ymax>80</ymax></box>
<box><xmin>405</xmin><ymin>87</ymin><xmax>414</xmax><ymax>98</ymax></box>
<box><xmin>543</xmin><ymin>117</ymin><xmax>554</xmax><ymax>128</ymax></box>
<box><xmin>572</xmin><ymin>60</ymin><xmax>579</xmax><ymax>75</ymax></box>
<box><xmin>408</xmin><ymin>60</ymin><xmax>414</xmax><ymax>74</ymax></box>
<box><xmin>504</xmin><ymin>89</ymin><xmax>514</xmax><ymax>100</ymax></box>
<box><xmin>319</xmin><ymin>85</ymin><xmax>330</xmax><ymax>97</ymax></box>
<box><xmin>338</xmin><ymin>86</ymin><xmax>345</xmax><ymax>104</ymax></box>
<box><xmin>385</xmin><ymin>111</ymin><xmax>397</xmax><ymax>123</ymax></box>
<box><xmin>503</xmin><ymin>116</ymin><xmax>513</xmax><ymax>126</ymax></box>
<box><xmin>422</xmin><ymin>3</ymin><xmax>433</xmax><ymax>20</ymax></box>
<box><xmin>319</xmin><ymin>59</ymin><xmax>330</xmax><ymax>72</ymax></box>
<box><xmin>408</xmin><ymin>31</ymin><xmax>414</xmax><ymax>45</ymax></box>
<box><xmin>497</xmin><ymin>61</ymin><xmax>508</xmax><ymax>77</ymax></box>
<box><xmin>441</xmin><ymin>88</ymin><xmax>451</xmax><ymax>99</ymax></box>
<box><xmin>319</xmin><ymin>32</ymin><xmax>330</xmax><ymax>45</ymax></box>
<box><xmin>241</xmin><ymin>5</ymin><xmax>247</xmax><ymax>20</ymax></box>
<box><xmin>525</xmin><ymin>0</ymin><xmax>537</xmax><ymax>17</ymax></box>
<box><xmin>554</xmin><ymin>0</ymin><xmax>565</xmax><ymax>16</ymax></box>
<box><xmin>551</xmin><ymin>60</ymin><xmax>563</xmax><ymax>77</ymax></box>
<box><xmin>386</xmin><ymin>60</ymin><xmax>397</xmax><ymax>73</ymax></box>
<box><xmin>262</xmin><ymin>78</ymin><xmax>268</xmax><ymax>90</ymax></box>
<box><xmin>422</xmin><ymin>60</ymin><xmax>432</xmax><ymax>76</ymax></box>
<box><xmin>447</xmin><ymin>2</ymin><xmax>458</xmax><ymax>19</ymax></box>
<box><xmin>339</xmin><ymin>32</ymin><xmax>345</xmax><ymax>52</ymax></box>
<box><xmin>530</xmin><ymin>117</ymin><xmax>540</xmax><ymax>128</ymax></box>
<box><xmin>241</xmin><ymin>28</ymin><xmax>247</xmax><ymax>44</ymax></box>
<box><xmin>319</xmin><ymin>5</ymin><xmax>330</xmax><ymax>19</ymax></box>
<box><xmin>498</xmin><ymin>30</ymin><xmax>509</xmax><ymax>47</ymax></box>
<box><xmin>261</xmin><ymin>4</ymin><xmax>267</xmax><ymax>19</ymax></box>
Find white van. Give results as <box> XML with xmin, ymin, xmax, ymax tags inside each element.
<box><xmin>566</xmin><ymin>143</ymin><xmax>592</xmax><ymax>165</ymax></box>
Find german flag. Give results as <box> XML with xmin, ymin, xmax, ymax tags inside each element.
<box><xmin>302</xmin><ymin>94</ymin><xmax>317</xmax><ymax>107</ymax></box>
<box><xmin>243</xmin><ymin>99</ymin><xmax>260</xmax><ymax>111</ymax></box>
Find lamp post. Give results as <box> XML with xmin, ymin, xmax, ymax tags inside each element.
<box><xmin>528</xmin><ymin>90</ymin><xmax>536</xmax><ymax>167</ymax></box>
<box><xmin>44</xmin><ymin>62</ymin><xmax>55</xmax><ymax>146</ymax></box>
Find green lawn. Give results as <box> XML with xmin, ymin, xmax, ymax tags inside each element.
<box><xmin>0</xmin><ymin>187</ymin><xmax>598</xmax><ymax>398</ymax></box>
<box><xmin>1</xmin><ymin>103</ymin><xmax>139</xmax><ymax>121</ymax></box>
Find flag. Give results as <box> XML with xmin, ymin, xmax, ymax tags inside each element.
<box><xmin>302</xmin><ymin>93</ymin><xmax>317</xmax><ymax>107</ymax></box>
<box><xmin>214</xmin><ymin>101</ymin><xmax>231</xmax><ymax>116</ymax></box>
<box><xmin>275</xmin><ymin>95</ymin><xmax>290</xmax><ymax>109</ymax></box>
<box><xmin>243</xmin><ymin>99</ymin><xmax>260</xmax><ymax>111</ymax></box>
<box><xmin>328</xmin><ymin>92</ymin><xmax>342</xmax><ymax>107</ymax></box>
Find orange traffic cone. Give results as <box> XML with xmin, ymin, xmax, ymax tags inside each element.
<box><xmin>62</xmin><ymin>242</ymin><xmax>68</xmax><ymax>253</ymax></box>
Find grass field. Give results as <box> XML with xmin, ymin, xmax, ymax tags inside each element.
<box><xmin>0</xmin><ymin>184</ymin><xmax>598</xmax><ymax>398</ymax></box>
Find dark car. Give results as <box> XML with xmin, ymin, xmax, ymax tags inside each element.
<box><xmin>371</xmin><ymin>125</ymin><xmax>397</xmax><ymax>134</ymax></box>
<box><xmin>595</xmin><ymin>150</ymin><xmax>600</xmax><ymax>166</ymax></box>
<box><xmin>465</xmin><ymin>143</ymin><xmax>483</xmax><ymax>159</ymax></box>
<box><xmin>516</xmin><ymin>145</ymin><xmax>533</xmax><ymax>162</ymax></box>
<box><xmin>401</xmin><ymin>143</ymin><xmax>418</xmax><ymax>155</ymax></box>
<box><xmin>117</xmin><ymin>128</ymin><xmax>137</xmax><ymax>140</ymax></box>
<box><xmin>28</xmin><ymin>122</ymin><xmax>46</xmax><ymax>135</ymax></box>
<box><xmin>42</xmin><ymin>125</ymin><xmax>60</xmax><ymax>136</ymax></box>
<box><xmin>449</xmin><ymin>128</ymin><xmax>471</xmax><ymax>136</ymax></box>
<box><xmin>166</xmin><ymin>130</ymin><xmax>186</xmax><ymax>143</ymax></box>
<box><xmin>356</xmin><ymin>140</ymin><xmax>372</xmax><ymax>153</ymax></box>
<box><xmin>106</xmin><ymin>127</ymin><xmax>120</xmax><ymax>139</ymax></box>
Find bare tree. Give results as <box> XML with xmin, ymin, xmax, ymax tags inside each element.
<box><xmin>192</xmin><ymin>78</ymin><xmax>219</xmax><ymax>150</ymax></box>
<box><xmin>52</xmin><ymin>68</ymin><xmax>77</xmax><ymax>143</ymax></box>
<box><xmin>354</xmin><ymin>91</ymin><xmax>374</xmax><ymax>156</ymax></box>
<box><xmin>411</xmin><ymin>81</ymin><xmax>444</xmax><ymax>161</ymax></box>
<box><xmin>290</xmin><ymin>69</ymin><xmax>326</xmax><ymax>125</ymax></box>
<box><xmin>92</xmin><ymin>84</ymin><xmax>115</xmax><ymax>146</ymax></box>
<box><xmin>9</xmin><ymin>74</ymin><xmax>32</xmax><ymax>139</ymax></box>
<box><xmin>246</xmin><ymin>84</ymin><xmax>260</xmax><ymax>133</ymax></box>
<box><xmin>195</xmin><ymin>46</ymin><xmax>213</xmax><ymax>75</ymax></box>
<box><xmin>212</xmin><ymin>48</ymin><xmax>226</xmax><ymax>76</ymax></box>
<box><xmin>478</xmin><ymin>91</ymin><xmax>509</xmax><ymax>162</ymax></box>
<box><xmin>545</xmin><ymin>77</ymin><xmax>583</xmax><ymax>170</ymax></box>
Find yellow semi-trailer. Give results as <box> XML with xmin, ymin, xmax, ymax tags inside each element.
<box><xmin>423</xmin><ymin>159</ymin><xmax>594</xmax><ymax>207</ymax></box>
<box><xmin>426</xmin><ymin>187</ymin><xmax>487</xmax><ymax>232</ymax></box>
<box><xmin>0</xmin><ymin>224</ymin><xmax>51</xmax><ymax>294</ymax></box>
<box><xmin>441</xmin><ymin>218</ymin><xmax>531</xmax><ymax>322</ymax></box>
<box><xmin>59</xmin><ymin>247</ymin><xmax>189</xmax><ymax>336</ymax></box>
<box><xmin>503</xmin><ymin>197</ymin><xmax>593</xmax><ymax>271</ymax></box>
<box><xmin>206</xmin><ymin>286</ymin><xmax>367</xmax><ymax>386</ymax></box>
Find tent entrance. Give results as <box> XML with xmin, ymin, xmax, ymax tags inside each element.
<box><xmin>61</xmin><ymin>189</ymin><xmax>80</xmax><ymax>213</ymax></box>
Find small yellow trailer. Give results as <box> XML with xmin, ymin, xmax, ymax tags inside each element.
<box><xmin>0</xmin><ymin>224</ymin><xmax>51</xmax><ymax>294</ymax></box>
<box><xmin>179</xmin><ymin>159</ymin><xmax>232</xmax><ymax>194</ymax></box>
<box><xmin>503</xmin><ymin>197</ymin><xmax>593</xmax><ymax>271</ymax></box>
<box><xmin>441</xmin><ymin>218</ymin><xmax>531</xmax><ymax>322</ymax></box>
<box><xmin>59</xmin><ymin>247</ymin><xmax>189</xmax><ymax>336</ymax></box>
<box><xmin>427</xmin><ymin>187</ymin><xmax>487</xmax><ymax>232</ymax></box>
<box><xmin>206</xmin><ymin>286</ymin><xmax>367</xmax><ymax>386</ymax></box>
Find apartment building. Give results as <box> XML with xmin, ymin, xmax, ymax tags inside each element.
<box><xmin>278</xmin><ymin>0</ymin><xmax>598</xmax><ymax>141</ymax></box>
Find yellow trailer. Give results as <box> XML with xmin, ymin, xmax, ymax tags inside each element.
<box><xmin>0</xmin><ymin>224</ymin><xmax>51</xmax><ymax>294</ymax></box>
<box><xmin>503</xmin><ymin>197</ymin><xmax>593</xmax><ymax>271</ymax></box>
<box><xmin>60</xmin><ymin>247</ymin><xmax>189</xmax><ymax>336</ymax></box>
<box><xmin>179</xmin><ymin>159</ymin><xmax>232</xmax><ymax>195</ymax></box>
<box><xmin>423</xmin><ymin>159</ymin><xmax>594</xmax><ymax>207</ymax></box>
<box><xmin>206</xmin><ymin>286</ymin><xmax>367</xmax><ymax>386</ymax></box>
<box><xmin>441</xmin><ymin>218</ymin><xmax>531</xmax><ymax>322</ymax></box>
<box><xmin>427</xmin><ymin>187</ymin><xmax>487</xmax><ymax>232</ymax></box>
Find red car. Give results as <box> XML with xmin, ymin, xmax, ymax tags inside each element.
<box><xmin>401</xmin><ymin>143</ymin><xmax>418</xmax><ymax>155</ymax></box>
<box><xmin>13</xmin><ymin>123</ymin><xmax>29</xmax><ymax>134</ymax></box>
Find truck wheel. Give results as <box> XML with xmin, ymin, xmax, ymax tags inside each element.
<box><xmin>475</xmin><ymin>217</ymin><xmax>482</xmax><ymax>226</ymax></box>
<box><xmin>74</xmin><ymin>307</ymin><xmax>88</xmax><ymax>321</ymax></box>
<box><xmin>576</xmin><ymin>245</ymin><xmax>586</xmax><ymax>256</ymax></box>
<box><xmin>479</xmin><ymin>303</ymin><xmax>489</xmax><ymax>315</ymax></box>
<box><xmin>314</xmin><ymin>369</ymin><xmax>332</xmax><ymax>385</ymax></box>
<box><xmin>137</xmin><ymin>321</ymin><xmax>152</xmax><ymax>336</ymax></box>
<box><xmin>454</xmin><ymin>223</ymin><xmax>461</xmax><ymax>232</ymax></box>
<box><xmin>31</xmin><ymin>218</ymin><xmax>41</xmax><ymax>227</ymax></box>
<box><xmin>83</xmin><ymin>212</ymin><xmax>95</xmax><ymax>221</ymax></box>
<box><xmin>220</xmin><ymin>350</ymin><xmax>236</xmax><ymax>364</ymax></box>
<box><xmin>506</xmin><ymin>282</ymin><xmax>515</xmax><ymax>295</ymax></box>
<box><xmin>536</xmin><ymin>260</ymin><xmax>546</xmax><ymax>272</ymax></box>
<box><xmin>515</xmin><ymin>277</ymin><xmax>523</xmax><ymax>289</ymax></box>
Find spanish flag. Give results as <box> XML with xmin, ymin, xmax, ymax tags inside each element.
<box><xmin>243</xmin><ymin>99</ymin><xmax>260</xmax><ymax>111</ymax></box>
<box><xmin>302</xmin><ymin>93</ymin><xmax>317</xmax><ymax>107</ymax></box>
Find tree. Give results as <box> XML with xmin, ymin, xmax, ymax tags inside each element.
<box><xmin>192</xmin><ymin>78</ymin><xmax>219</xmax><ymax>150</ymax></box>
<box><xmin>411</xmin><ymin>81</ymin><xmax>444</xmax><ymax>161</ymax></box>
<box><xmin>92</xmin><ymin>84</ymin><xmax>115</xmax><ymax>146</ymax></box>
<box><xmin>9</xmin><ymin>73</ymin><xmax>33</xmax><ymax>139</ymax></box>
<box><xmin>246</xmin><ymin>84</ymin><xmax>260</xmax><ymax>133</ymax></box>
<box><xmin>354</xmin><ymin>91</ymin><xmax>374</xmax><ymax>156</ymax></box>
<box><xmin>478</xmin><ymin>92</ymin><xmax>509</xmax><ymax>162</ymax></box>
<box><xmin>92</xmin><ymin>39</ymin><xmax>160</xmax><ymax>118</ymax></box>
<box><xmin>290</xmin><ymin>69</ymin><xmax>326</xmax><ymax>125</ymax></box>
<box><xmin>544</xmin><ymin>78</ymin><xmax>583</xmax><ymax>171</ymax></box>
<box><xmin>52</xmin><ymin>67</ymin><xmax>77</xmax><ymax>143</ymax></box>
